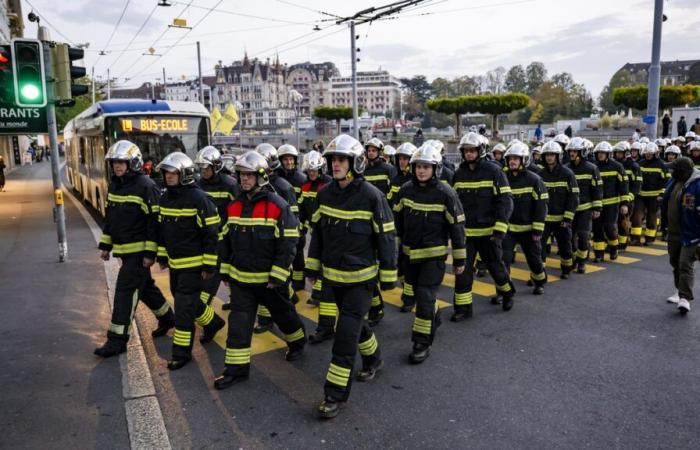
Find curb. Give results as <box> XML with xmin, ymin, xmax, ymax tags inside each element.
<box><xmin>63</xmin><ymin>184</ymin><xmax>171</xmax><ymax>450</ymax></box>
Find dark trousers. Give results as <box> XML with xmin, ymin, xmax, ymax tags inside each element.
<box><xmin>631</xmin><ymin>196</ymin><xmax>659</xmax><ymax>243</ymax></box>
<box><xmin>224</xmin><ymin>282</ymin><xmax>306</xmax><ymax>377</ymax></box>
<box><xmin>109</xmin><ymin>255</ymin><xmax>170</xmax><ymax>340</ymax></box>
<box><xmin>502</xmin><ymin>232</ymin><xmax>547</xmax><ymax>287</ymax></box>
<box><xmin>369</xmin><ymin>284</ymin><xmax>385</xmax><ymax>316</ymax></box>
<box><xmin>572</xmin><ymin>210</ymin><xmax>592</xmax><ymax>262</ymax></box>
<box><xmin>593</xmin><ymin>204</ymin><xmax>619</xmax><ymax>255</ymax></box>
<box><xmin>324</xmin><ymin>282</ymin><xmax>381</xmax><ymax>402</ymax></box>
<box><xmin>618</xmin><ymin>206</ymin><xmax>632</xmax><ymax>248</ymax></box>
<box><xmin>405</xmin><ymin>259</ymin><xmax>445</xmax><ymax>346</ymax></box>
<box><xmin>668</xmin><ymin>237</ymin><xmax>698</xmax><ymax>301</ymax></box>
<box><xmin>316</xmin><ymin>278</ymin><xmax>338</xmax><ymax>332</ymax></box>
<box><xmin>399</xmin><ymin>252</ymin><xmax>415</xmax><ymax>307</ymax></box>
<box><xmin>292</xmin><ymin>235</ymin><xmax>306</xmax><ymax>290</ymax></box>
<box><xmin>541</xmin><ymin>222</ymin><xmax>573</xmax><ymax>272</ymax></box>
<box><xmin>200</xmin><ymin>270</ymin><xmax>222</xmax><ymax>305</ymax></box>
<box><xmin>454</xmin><ymin>236</ymin><xmax>513</xmax><ymax>310</ymax></box>
<box><xmin>170</xmin><ymin>269</ymin><xmax>220</xmax><ymax>360</ymax></box>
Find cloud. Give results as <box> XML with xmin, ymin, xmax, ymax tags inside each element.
<box><xmin>59</xmin><ymin>0</ymin><xmax>163</xmax><ymax>31</ymax></box>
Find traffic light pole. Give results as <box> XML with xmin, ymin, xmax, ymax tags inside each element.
<box><xmin>39</xmin><ymin>26</ymin><xmax>68</xmax><ymax>262</ymax></box>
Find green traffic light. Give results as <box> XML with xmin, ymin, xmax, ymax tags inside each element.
<box><xmin>20</xmin><ymin>83</ymin><xmax>40</xmax><ymax>100</ymax></box>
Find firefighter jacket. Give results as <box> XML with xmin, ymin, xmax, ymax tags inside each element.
<box><xmin>99</xmin><ymin>171</ymin><xmax>161</xmax><ymax>259</ymax></box>
<box><xmin>364</xmin><ymin>158</ymin><xmax>397</xmax><ymax>198</ymax></box>
<box><xmin>440</xmin><ymin>166</ymin><xmax>454</xmax><ymax>186</ymax></box>
<box><xmin>306</xmin><ymin>177</ymin><xmax>397</xmax><ymax>286</ymax></box>
<box><xmin>504</xmin><ymin>167</ymin><xmax>548</xmax><ymax>235</ymax></box>
<box><xmin>539</xmin><ymin>163</ymin><xmax>579</xmax><ymax>222</ymax></box>
<box><xmin>565</xmin><ymin>159</ymin><xmax>602</xmax><ymax>212</ymax></box>
<box><xmin>622</xmin><ymin>158</ymin><xmax>641</xmax><ymax>201</ymax></box>
<box><xmin>219</xmin><ymin>187</ymin><xmax>299</xmax><ymax>286</ymax></box>
<box><xmin>596</xmin><ymin>158</ymin><xmax>629</xmax><ymax>206</ymax></box>
<box><xmin>638</xmin><ymin>157</ymin><xmax>669</xmax><ymax>198</ymax></box>
<box><xmin>269</xmin><ymin>172</ymin><xmax>299</xmax><ymax>215</ymax></box>
<box><xmin>197</xmin><ymin>173</ymin><xmax>240</xmax><ymax>226</ymax></box>
<box><xmin>298</xmin><ymin>174</ymin><xmax>331</xmax><ymax>232</ymax></box>
<box><xmin>388</xmin><ymin>168</ymin><xmax>412</xmax><ymax>205</ymax></box>
<box><xmin>156</xmin><ymin>184</ymin><xmax>220</xmax><ymax>272</ymax></box>
<box><xmin>692</xmin><ymin>155</ymin><xmax>700</xmax><ymax>170</ymax></box>
<box><xmin>276</xmin><ymin>167</ymin><xmax>306</xmax><ymax>199</ymax></box>
<box><xmin>393</xmin><ymin>178</ymin><xmax>466</xmax><ymax>266</ymax></box>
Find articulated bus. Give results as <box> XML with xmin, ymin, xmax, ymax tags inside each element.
<box><xmin>64</xmin><ymin>99</ymin><xmax>211</xmax><ymax>216</ymax></box>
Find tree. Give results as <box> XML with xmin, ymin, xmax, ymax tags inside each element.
<box><xmin>504</xmin><ymin>65</ymin><xmax>527</xmax><ymax>93</ymax></box>
<box><xmin>55</xmin><ymin>77</ymin><xmax>101</xmax><ymax>130</ymax></box>
<box><xmin>687</xmin><ymin>62</ymin><xmax>700</xmax><ymax>84</ymax></box>
<box><xmin>551</xmin><ymin>72</ymin><xmax>575</xmax><ymax>92</ymax></box>
<box><xmin>431</xmin><ymin>77</ymin><xmax>453</xmax><ymax>98</ymax></box>
<box><xmin>451</xmin><ymin>75</ymin><xmax>481</xmax><ymax>96</ymax></box>
<box><xmin>399</xmin><ymin>75</ymin><xmax>433</xmax><ymax>103</ymax></box>
<box><xmin>613</xmin><ymin>84</ymin><xmax>700</xmax><ymax>110</ymax></box>
<box><xmin>313</xmin><ymin>106</ymin><xmax>353</xmax><ymax>134</ymax></box>
<box><xmin>599</xmin><ymin>69</ymin><xmax>633</xmax><ymax>113</ymax></box>
<box><xmin>525</xmin><ymin>62</ymin><xmax>548</xmax><ymax>94</ymax></box>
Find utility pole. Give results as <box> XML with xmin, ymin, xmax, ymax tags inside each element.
<box><xmin>350</xmin><ymin>21</ymin><xmax>359</xmax><ymax>140</ymax></box>
<box><xmin>162</xmin><ymin>67</ymin><xmax>167</xmax><ymax>100</ymax></box>
<box><xmin>646</xmin><ymin>0</ymin><xmax>664</xmax><ymax>140</ymax></box>
<box><xmin>197</xmin><ymin>41</ymin><xmax>204</xmax><ymax>107</ymax></box>
<box><xmin>39</xmin><ymin>26</ymin><xmax>68</xmax><ymax>262</ymax></box>
<box><xmin>91</xmin><ymin>66</ymin><xmax>95</xmax><ymax>104</ymax></box>
<box><xmin>107</xmin><ymin>67</ymin><xmax>111</xmax><ymax>99</ymax></box>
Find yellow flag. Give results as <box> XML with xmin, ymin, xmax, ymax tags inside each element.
<box><xmin>210</xmin><ymin>107</ymin><xmax>222</xmax><ymax>133</ymax></box>
<box><xmin>217</xmin><ymin>103</ymin><xmax>239</xmax><ymax>135</ymax></box>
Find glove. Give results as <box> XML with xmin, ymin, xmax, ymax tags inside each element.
<box><xmin>380</xmin><ymin>281</ymin><xmax>395</xmax><ymax>291</ymax></box>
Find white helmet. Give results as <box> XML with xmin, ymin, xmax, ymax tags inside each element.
<box><xmin>383</xmin><ymin>145</ymin><xmax>396</xmax><ymax>158</ymax></box>
<box><xmin>492</xmin><ymin>143</ymin><xmax>506</xmax><ymax>154</ymax></box>
<box><xmin>593</xmin><ymin>141</ymin><xmax>613</xmax><ymax>154</ymax></box>
<box><xmin>613</xmin><ymin>141</ymin><xmax>631</xmax><ymax>153</ymax></box>
<box><xmin>541</xmin><ymin>140</ymin><xmax>563</xmax><ymax>161</ymax></box>
<box><xmin>689</xmin><ymin>141</ymin><xmax>700</xmax><ymax>152</ymax></box>
<box><xmin>324</xmin><ymin>134</ymin><xmax>367</xmax><ymax>174</ymax></box>
<box><xmin>156</xmin><ymin>152</ymin><xmax>196</xmax><ymax>185</ymax></box>
<box><xmin>458</xmin><ymin>132</ymin><xmax>486</xmax><ymax>158</ymax></box>
<box><xmin>566</xmin><ymin>137</ymin><xmax>589</xmax><ymax>158</ymax></box>
<box><xmin>665</xmin><ymin>145</ymin><xmax>681</xmax><ymax>157</ymax></box>
<box><xmin>255</xmin><ymin>143</ymin><xmax>280</xmax><ymax>170</ymax></box>
<box><xmin>654</xmin><ymin>138</ymin><xmax>667</xmax><ymax>149</ymax></box>
<box><xmin>410</xmin><ymin>143</ymin><xmax>443</xmax><ymax>178</ymax></box>
<box><xmin>425</xmin><ymin>139</ymin><xmax>445</xmax><ymax>155</ymax></box>
<box><xmin>685</xmin><ymin>131</ymin><xmax>696</xmax><ymax>140</ymax></box>
<box><xmin>554</xmin><ymin>134</ymin><xmax>571</xmax><ymax>148</ymax></box>
<box><xmin>105</xmin><ymin>140</ymin><xmax>143</xmax><ymax>172</ymax></box>
<box><xmin>301</xmin><ymin>150</ymin><xmax>325</xmax><ymax>173</ymax></box>
<box><xmin>277</xmin><ymin>144</ymin><xmax>300</xmax><ymax>162</ymax></box>
<box><xmin>365</xmin><ymin>137</ymin><xmax>384</xmax><ymax>152</ymax></box>
<box><xmin>630</xmin><ymin>141</ymin><xmax>644</xmax><ymax>152</ymax></box>
<box><xmin>504</xmin><ymin>141</ymin><xmax>530</xmax><ymax>167</ymax></box>
<box><xmin>674</xmin><ymin>136</ymin><xmax>686</xmax><ymax>144</ymax></box>
<box><xmin>639</xmin><ymin>137</ymin><xmax>651</xmax><ymax>144</ymax></box>
<box><xmin>235</xmin><ymin>151</ymin><xmax>270</xmax><ymax>187</ymax></box>
<box><xmin>194</xmin><ymin>145</ymin><xmax>223</xmax><ymax>173</ymax></box>
<box><xmin>396</xmin><ymin>142</ymin><xmax>418</xmax><ymax>159</ymax></box>
<box><xmin>641</xmin><ymin>142</ymin><xmax>659</xmax><ymax>156</ymax></box>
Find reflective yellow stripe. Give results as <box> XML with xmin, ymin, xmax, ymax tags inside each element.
<box><xmin>270</xmin><ymin>265</ymin><xmax>290</xmax><ymax>282</ymax></box>
<box><xmin>644</xmin><ymin>228</ymin><xmax>657</xmax><ymax>238</ymax></box>
<box><xmin>195</xmin><ymin>305</ymin><xmax>215</xmax><ymax>326</ymax></box>
<box><xmin>510</xmin><ymin>186</ymin><xmax>534</xmax><ymax>195</ymax></box>
<box><xmin>540</xmin><ymin>192</ymin><xmax>549</xmax><ymax>200</ymax></box>
<box><xmin>593</xmin><ymin>241</ymin><xmax>606</xmax><ymax>251</ymax></box>
<box><xmin>112</xmin><ymin>241</ymin><xmax>150</xmax><ymax>254</ymax></box>
<box><xmin>630</xmin><ymin>227</ymin><xmax>642</xmax><ymax>236</ymax></box>
<box><xmin>402</xmin><ymin>245</ymin><xmax>448</xmax><ymax>260</ymax></box>
<box><xmin>563</xmin><ymin>211</ymin><xmax>575</xmax><ymax>220</ymax></box>
<box><xmin>531</xmin><ymin>271</ymin><xmax>546</xmax><ymax>281</ymax></box>
<box><xmin>454</xmin><ymin>291</ymin><xmax>472</xmax><ymax>305</ymax></box>
<box><xmin>206</xmin><ymin>191</ymin><xmax>233</xmax><ymax>199</ymax></box>
<box><xmin>220</xmin><ymin>263</ymin><xmax>232</xmax><ymax>276</ymax></box>
<box><xmin>544</xmin><ymin>181</ymin><xmax>570</xmax><ymax>189</ymax></box>
<box><xmin>577</xmin><ymin>202</ymin><xmax>593</xmax><ymax>211</ymax></box>
<box><xmin>227</xmin><ymin>217</ymin><xmax>276</xmax><ymax>227</ymax></box>
<box><xmin>282</xmin><ymin>227</ymin><xmax>300</xmax><ymax>238</ymax></box>
<box><xmin>200</xmin><ymin>291</ymin><xmax>210</xmax><ymax>302</ymax></box>
<box><xmin>157</xmin><ymin>246</ymin><xmax>167</xmax><ymax>257</ymax></box>
<box><xmin>319</xmin><ymin>301</ymin><xmax>338</xmax><ymax>316</ymax></box>
<box><xmin>285</xmin><ymin>328</ymin><xmax>305</xmax><ymax>343</ymax></box>
<box><xmin>318</xmin><ymin>205</ymin><xmax>373</xmax><ymax>221</ymax></box>
<box><xmin>398</xmin><ymin>198</ymin><xmax>446</xmax><ymax>213</ymax></box>
<box><xmin>601</xmin><ymin>196</ymin><xmax>620</xmax><ymax>205</ymax></box>
<box><xmin>403</xmin><ymin>283</ymin><xmax>414</xmax><ymax>296</ymax></box>
<box><xmin>641</xmin><ymin>167</ymin><xmax>664</xmax><ymax>174</ymax></box>
<box><xmin>313</xmin><ymin>278</ymin><xmax>322</xmax><ymax>291</ymax></box>
<box><xmin>493</xmin><ymin>221</ymin><xmax>508</xmax><ymax>233</ymax></box>
<box><xmin>107</xmin><ymin>193</ymin><xmax>149</xmax><ymax>214</ymax></box>
<box><xmin>575</xmin><ymin>174</ymin><xmax>593</xmax><ymax>180</ymax></box>
<box><xmin>100</xmin><ymin>234</ymin><xmax>112</xmax><ymax>245</ymax></box>
<box><xmin>364</xmin><ymin>174</ymin><xmax>390</xmax><ymax>183</ymax></box>
<box><xmin>204</xmin><ymin>215</ymin><xmax>221</xmax><ymax>226</ymax></box>
<box><xmin>358</xmin><ymin>334</ymin><xmax>378</xmax><ymax>356</ymax></box>
<box><xmin>466</xmin><ymin>227</ymin><xmax>493</xmax><ymax>237</ymax></box>
<box><xmin>326</xmin><ymin>363</ymin><xmax>351</xmax><ymax>387</ymax></box>
<box><xmin>306</xmin><ymin>257</ymin><xmax>321</xmax><ymax>271</ymax></box>
<box><xmin>413</xmin><ymin>317</ymin><xmax>432</xmax><ymax>335</ymax></box>
<box><xmin>453</xmin><ymin>180</ymin><xmax>494</xmax><ymax>190</ymax></box>
<box><xmin>379</xmin><ymin>269</ymin><xmax>398</xmax><ymax>283</ymax></box>
<box><xmin>545</xmin><ymin>214</ymin><xmax>563</xmax><ymax>222</ymax></box>
<box><xmin>452</xmin><ymin>247</ymin><xmax>466</xmax><ymax>259</ymax></box>
<box><xmin>173</xmin><ymin>329</ymin><xmax>192</xmax><ymax>347</ymax></box>
<box><xmin>497</xmin><ymin>282</ymin><xmax>512</xmax><ymax>293</ymax></box>
<box><xmin>229</xmin><ymin>267</ymin><xmax>270</xmax><ymax>284</ymax></box>
<box><xmin>257</xmin><ymin>305</ymin><xmax>272</xmax><ymax>317</ymax></box>
<box><xmin>322</xmin><ymin>264</ymin><xmax>378</xmax><ymax>284</ymax></box>
<box><xmin>508</xmin><ymin>223</ymin><xmax>533</xmax><ymax>232</ymax></box>
<box><xmin>159</xmin><ymin>207</ymin><xmax>197</xmax><ymax>217</ymax></box>
<box><xmin>532</xmin><ymin>222</ymin><xmax>544</xmax><ymax>231</ymax></box>
<box><xmin>225</xmin><ymin>347</ymin><xmax>251</xmax><ymax>365</ymax></box>
<box><xmin>168</xmin><ymin>255</ymin><xmax>206</xmax><ymax>269</ymax></box>
<box><xmin>639</xmin><ymin>190</ymin><xmax>665</xmax><ymax>197</ymax></box>
<box><xmin>202</xmin><ymin>253</ymin><xmax>217</xmax><ymax>265</ymax></box>
<box><xmin>592</xmin><ymin>200</ymin><xmax>603</xmax><ymax>208</ymax></box>
<box><xmin>372</xmin><ymin>220</ymin><xmax>395</xmax><ymax>233</ymax></box>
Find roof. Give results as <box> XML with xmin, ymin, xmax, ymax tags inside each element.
<box><xmin>622</xmin><ymin>59</ymin><xmax>700</xmax><ymax>75</ymax></box>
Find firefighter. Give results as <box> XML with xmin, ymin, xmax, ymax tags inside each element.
<box><xmin>194</xmin><ymin>146</ymin><xmax>240</xmax><ymax>310</ymax></box>
<box><xmin>591</xmin><ymin>141</ymin><xmax>629</xmax><ymax>262</ymax></box>
<box><xmin>629</xmin><ymin>140</ymin><xmax>643</xmax><ymax>164</ymax></box>
<box><xmin>565</xmin><ymin>137</ymin><xmax>602</xmax><ymax>273</ymax></box>
<box><xmin>306</xmin><ymin>134</ymin><xmax>396</xmax><ymax>419</ymax></box>
<box><xmin>155</xmin><ymin>152</ymin><xmax>225</xmax><ymax>370</ymax></box>
<box><xmin>631</xmin><ymin>142</ymin><xmax>668</xmax><ymax>246</ymax></box>
<box><xmin>664</xmin><ymin>145</ymin><xmax>681</xmax><ymax>165</ymax></box>
<box><xmin>427</xmin><ymin>139</ymin><xmax>455</xmax><ymax>173</ymax></box>
<box><xmin>362</xmin><ymin>137</ymin><xmax>396</xmax><ymax>326</ymax></box>
<box><xmin>490</xmin><ymin>143</ymin><xmax>506</xmax><ymax>167</ymax></box>
<box><xmin>451</xmin><ymin>132</ymin><xmax>515</xmax><ymax>317</ymax></box>
<box><xmin>530</xmin><ymin>145</ymin><xmax>543</xmax><ymax>171</ymax></box>
<box><xmin>214</xmin><ymin>151</ymin><xmax>306</xmax><ymax>390</ymax></box>
<box><xmin>254</xmin><ymin>143</ymin><xmax>299</xmax><ymax>333</ymax></box>
<box><xmin>553</xmin><ymin>133</ymin><xmax>571</xmax><ymax>164</ymax></box>
<box><xmin>95</xmin><ymin>141</ymin><xmax>175</xmax><ymax>358</ymax></box>
<box><xmin>298</xmin><ymin>151</ymin><xmax>337</xmax><ymax>344</ymax></box>
<box><xmin>613</xmin><ymin>141</ymin><xmax>640</xmax><ymax>252</ymax></box>
<box><xmin>276</xmin><ymin>144</ymin><xmax>307</xmax><ymax>292</ymax></box>
<box><xmin>393</xmin><ymin>143</ymin><xmax>466</xmax><ymax>363</ymax></box>
<box><xmin>689</xmin><ymin>141</ymin><xmax>700</xmax><ymax>169</ymax></box>
<box><xmin>502</xmin><ymin>141</ymin><xmax>548</xmax><ymax>294</ymax></box>
<box><xmin>382</xmin><ymin>144</ymin><xmax>396</xmax><ymax>165</ymax></box>
<box><xmin>389</xmin><ymin>142</ymin><xmax>418</xmax><ymax>312</ymax></box>
<box><xmin>539</xmin><ymin>140</ymin><xmax>579</xmax><ymax>278</ymax></box>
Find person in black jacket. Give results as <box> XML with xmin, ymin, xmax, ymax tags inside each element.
<box><xmin>213</xmin><ymin>151</ymin><xmax>306</xmax><ymax>390</ymax></box>
<box><xmin>613</xmin><ymin>141</ymin><xmax>640</xmax><ymax>252</ymax></box>
<box><xmin>194</xmin><ymin>146</ymin><xmax>240</xmax><ymax>310</ymax></box>
<box><xmin>631</xmin><ymin>142</ymin><xmax>669</xmax><ymax>246</ymax></box>
<box><xmin>95</xmin><ymin>141</ymin><xmax>175</xmax><ymax>358</ymax></box>
<box><xmin>155</xmin><ymin>152</ymin><xmax>225</xmax><ymax>370</ymax></box>
<box><xmin>592</xmin><ymin>141</ymin><xmax>629</xmax><ymax>262</ymax></box>
<box><xmin>502</xmin><ymin>142</ymin><xmax>548</xmax><ymax>294</ymax></box>
<box><xmin>306</xmin><ymin>134</ymin><xmax>396</xmax><ymax>419</ymax></box>
<box><xmin>393</xmin><ymin>143</ymin><xmax>466</xmax><ymax>363</ymax></box>
<box><xmin>677</xmin><ymin>116</ymin><xmax>687</xmax><ymax>137</ymax></box>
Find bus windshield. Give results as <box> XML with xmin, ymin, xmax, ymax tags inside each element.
<box><xmin>105</xmin><ymin>115</ymin><xmax>209</xmax><ymax>180</ymax></box>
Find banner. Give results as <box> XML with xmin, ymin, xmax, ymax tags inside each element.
<box><xmin>210</xmin><ymin>106</ymin><xmax>222</xmax><ymax>133</ymax></box>
<box><xmin>217</xmin><ymin>103</ymin><xmax>239</xmax><ymax>135</ymax></box>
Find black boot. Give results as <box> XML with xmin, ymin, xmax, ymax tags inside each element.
<box><xmin>167</xmin><ymin>356</ymin><xmax>191</xmax><ymax>371</ymax></box>
<box><xmin>399</xmin><ymin>302</ymin><xmax>414</xmax><ymax>313</ymax></box>
<box><xmin>409</xmin><ymin>343</ymin><xmax>431</xmax><ymax>364</ymax></box>
<box><xmin>309</xmin><ymin>328</ymin><xmax>334</xmax><ymax>344</ymax></box>
<box><xmin>490</xmin><ymin>295</ymin><xmax>502</xmax><ymax>305</ymax></box>
<box><xmin>593</xmin><ymin>251</ymin><xmax>604</xmax><ymax>263</ymax></box>
<box><xmin>94</xmin><ymin>333</ymin><xmax>127</xmax><ymax>358</ymax></box>
<box><xmin>450</xmin><ymin>304</ymin><xmax>473</xmax><ymax>322</ymax></box>
<box><xmin>367</xmin><ymin>309</ymin><xmax>384</xmax><ymax>327</ymax></box>
<box><xmin>476</xmin><ymin>268</ymin><xmax>487</xmax><ymax>278</ymax></box>
<box><xmin>609</xmin><ymin>246</ymin><xmax>618</xmax><ymax>261</ymax></box>
<box><xmin>292</xmin><ymin>279</ymin><xmax>305</xmax><ymax>291</ymax></box>
<box><xmin>306</xmin><ymin>296</ymin><xmax>320</xmax><ymax>306</ymax></box>
<box><xmin>526</xmin><ymin>279</ymin><xmax>534</xmax><ymax>287</ymax></box>
<box><xmin>200</xmin><ymin>315</ymin><xmax>225</xmax><ymax>344</ymax></box>
<box><xmin>221</xmin><ymin>302</ymin><xmax>232</xmax><ymax>311</ymax></box>
<box><xmin>576</xmin><ymin>262</ymin><xmax>586</xmax><ymax>274</ymax></box>
<box><xmin>502</xmin><ymin>294</ymin><xmax>514</xmax><ymax>312</ymax></box>
<box><xmin>560</xmin><ymin>270</ymin><xmax>570</xmax><ymax>280</ymax></box>
<box><xmin>253</xmin><ymin>318</ymin><xmax>274</xmax><ymax>334</ymax></box>
<box><xmin>357</xmin><ymin>359</ymin><xmax>384</xmax><ymax>382</ymax></box>
<box><xmin>151</xmin><ymin>310</ymin><xmax>175</xmax><ymax>338</ymax></box>
<box><xmin>214</xmin><ymin>373</ymin><xmax>248</xmax><ymax>390</ymax></box>
<box><xmin>317</xmin><ymin>397</ymin><xmax>344</xmax><ymax>419</ymax></box>
<box><xmin>532</xmin><ymin>285</ymin><xmax>544</xmax><ymax>295</ymax></box>
<box><xmin>285</xmin><ymin>345</ymin><xmax>305</xmax><ymax>361</ymax></box>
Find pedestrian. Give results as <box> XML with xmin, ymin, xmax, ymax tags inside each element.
<box><xmin>564</xmin><ymin>125</ymin><xmax>573</xmax><ymax>138</ymax></box>
<box><xmin>94</xmin><ymin>141</ymin><xmax>175</xmax><ymax>358</ymax></box>
<box><xmin>677</xmin><ymin>116</ymin><xmax>687</xmax><ymax>137</ymax></box>
<box><xmin>661</xmin><ymin>156</ymin><xmax>700</xmax><ymax>315</ymax></box>
<box><xmin>534</xmin><ymin>124</ymin><xmax>543</xmax><ymax>142</ymax></box>
<box><xmin>0</xmin><ymin>155</ymin><xmax>6</xmax><ymax>191</ymax></box>
<box><xmin>662</xmin><ymin>113</ymin><xmax>671</xmax><ymax>138</ymax></box>
<box><xmin>306</xmin><ymin>134</ymin><xmax>396</xmax><ymax>419</ymax></box>
<box><xmin>692</xmin><ymin>118</ymin><xmax>700</xmax><ymax>134</ymax></box>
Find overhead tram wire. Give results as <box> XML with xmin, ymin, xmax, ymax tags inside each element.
<box><xmin>93</xmin><ymin>0</ymin><xmax>132</xmax><ymax>67</ymax></box>
<box><xmin>25</xmin><ymin>0</ymin><xmax>77</xmax><ymax>45</ymax></box>
<box><xmin>169</xmin><ymin>0</ymin><xmax>321</xmax><ymax>25</ymax></box>
<box><xmin>274</xmin><ymin>0</ymin><xmax>343</xmax><ymax>20</ymax></box>
<box><xmin>101</xmin><ymin>2</ymin><xmax>158</xmax><ymax>71</ymax></box>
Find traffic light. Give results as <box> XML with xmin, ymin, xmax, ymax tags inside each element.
<box><xmin>0</xmin><ymin>44</ymin><xmax>13</xmax><ymax>104</ymax></box>
<box><xmin>52</xmin><ymin>43</ymin><xmax>87</xmax><ymax>105</ymax></box>
<box><xmin>12</xmin><ymin>38</ymin><xmax>46</xmax><ymax>107</ymax></box>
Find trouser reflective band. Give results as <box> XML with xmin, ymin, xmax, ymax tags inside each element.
<box><xmin>313</xmin><ymin>279</ymin><xmax>322</xmax><ymax>291</ymax></box>
<box><xmin>225</xmin><ymin>347</ymin><xmax>251</xmax><ymax>365</ymax></box>
<box><xmin>358</xmin><ymin>333</ymin><xmax>378</xmax><ymax>356</ymax></box>
<box><xmin>560</xmin><ymin>258</ymin><xmax>573</xmax><ymax>267</ymax></box>
<box><xmin>285</xmin><ymin>328</ymin><xmax>305</xmax><ymax>343</ymax></box>
<box><xmin>593</xmin><ymin>241</ymin><xmax>607</xmax><ymax>251</ymax></box>
<box><xmin>292</xmin><ymin>270</ymin><xmax>305</xmax><ymax>281</ymax></box>
<box><xmin>403</xmin><ymin>282</ymin><xmax>414</xmax><ymax>296</ymax></box>
<box><xmin>497</xmin><ymin>282</ymin><xmax>512</xmax><ymax>293</ymax></box>
<box><xmin>618</xmin><ymin>235</ymin><xmax>628</xmax><ymax>244</ymax></box>
<box><xmin>195</xmin><ymin>304</ymin><xmax>215</xmax><ymax>326</ymax></box>
<box><xmin>531</xmin><ymin>271</ymin><xmax>546</xmax><ymax>281</ymax></box>
<box><xmin>109</xmin><ymin>322</ymin><xmax>126</xmax><ymax>335</ymax></box>
<box><xmin>608</xmin><ymin>239</ymin><xmax>619</xmax><ymax>246</ymax></box>
<box><xmin>575</xmin><ymin>249</ymin><xmax>589</xmax><ymax>259</ymax></box>
<box><xmin>326</xmin><ymin>363</ymin><xmax>351</xmax><ymax>387</ymax></box>
<box><xmin>257</xmin><ymin>305</ymin><xmax>272</xmax><ymax>318</ymax></box>
<box><xmin>199</xmin><ymin>291</ymin><xmax>210</xmax><ymax>303</ymax></box>
<box><xmin>371</xmin><ymin>295</ymin><xmax>382</xmax><ymax>307</ymax></box>
<box><xmin>173</xmin><ymin>328</ymin><xmax>192</xmax><ymax>347</ymax></box>
<box><xmin>644</xmin><ymin>228</ymin><xmax>657</xmax><ymax>238</ymax></box>
<box><xmin>319</xmin><ymin>301</ymin><xmax>338</xmax><ymax>317</ymax></box>
<box><xmin>152</xmin><ymin>302</ymin><xmax>170</xmax><ymax>317</ymax></box>
<box><xmin>413</xmin><ymin>317</ymin><xmax>432</xmax><ymax>335</ymax></box>
<box><xmin>454</xmin><ymin>291</ymin><xmax>472</xmax><ymax>305</ymax></box>
<box><xmin>630</xmin><ymin>227</ymin><xmax>642</xmax><ymax>236</ymax></box>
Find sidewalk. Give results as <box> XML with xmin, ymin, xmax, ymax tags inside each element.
<box><xmin>0</xmin><ymin>162</ymin><xmax>129</xmax><ymax>449</ymax></box>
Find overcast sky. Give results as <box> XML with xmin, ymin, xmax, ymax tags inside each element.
<box><xmin>20</xmin><ymin>0</ymin><xmax>700</xmax><ymax>98</ymax></box>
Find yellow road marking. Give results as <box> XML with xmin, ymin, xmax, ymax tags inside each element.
<box><xmin>625</xmin><ymin>245</ymin><xmax>667</xmax><ymax>256</ymax></box>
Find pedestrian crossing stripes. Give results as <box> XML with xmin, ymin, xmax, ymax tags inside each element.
<box><xmin>150</xmin><ymin>240</ymin><xmax>668</xmax><ymax>359</ymax></box>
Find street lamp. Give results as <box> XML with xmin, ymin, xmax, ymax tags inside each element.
<box><xmin>235</xmin><ymin>100</ymin><xmax>243</xmax><ymax>153</ymax></box>
<box><xmin>289</xmin><ymin>89</ymin><xmax>303</xmax><ymax>150</ymax></box>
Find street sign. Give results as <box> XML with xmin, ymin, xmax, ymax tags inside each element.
<box><xmin>643</xmin><ymin>115</ymin><xmax>656</xmax><ymax>124</ymax></box>
<box><xmin>0</xmin><ymin>101</ymin><xmax>48</xmax><ymax>134</ymax></box>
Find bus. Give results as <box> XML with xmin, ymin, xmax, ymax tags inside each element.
<box><xmin>64</xmin><ymin>99</ymin><xmax>210</xmax><ymax>216</ymax></box>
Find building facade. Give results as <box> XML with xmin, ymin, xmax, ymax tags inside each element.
<box><xmin>329</xmin><ymin>71</ymin><xmax>402</xmax><ymax>117</ymax></box>
<box><xmin>0</xmin><ymin>0</ymin><xmax>26</xmax><ymax>171</ymax></box>
<box><xmin>621</xmin><ymin>60</ymin><xmax>700</xmax><ymax>86</ymax></box>
<box><xmin>164</xmin><ymin>76</ymin><xmax>215</xmax><ymax>110</ymax></box>
<box><xmin>110</xmin><ymin>82</ymin><xmax>165</xmax><ymax>101</ymax></box>
<box><xmin>286</xmin><ymin>61</ymin><xmax>339</xmax><ymax>116</ymax></box>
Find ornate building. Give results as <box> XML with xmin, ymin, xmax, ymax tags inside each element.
<box><xmin>286</xmin><ymin>61</ymin><xmax>340</xmax><ymax>116</ymax></box>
